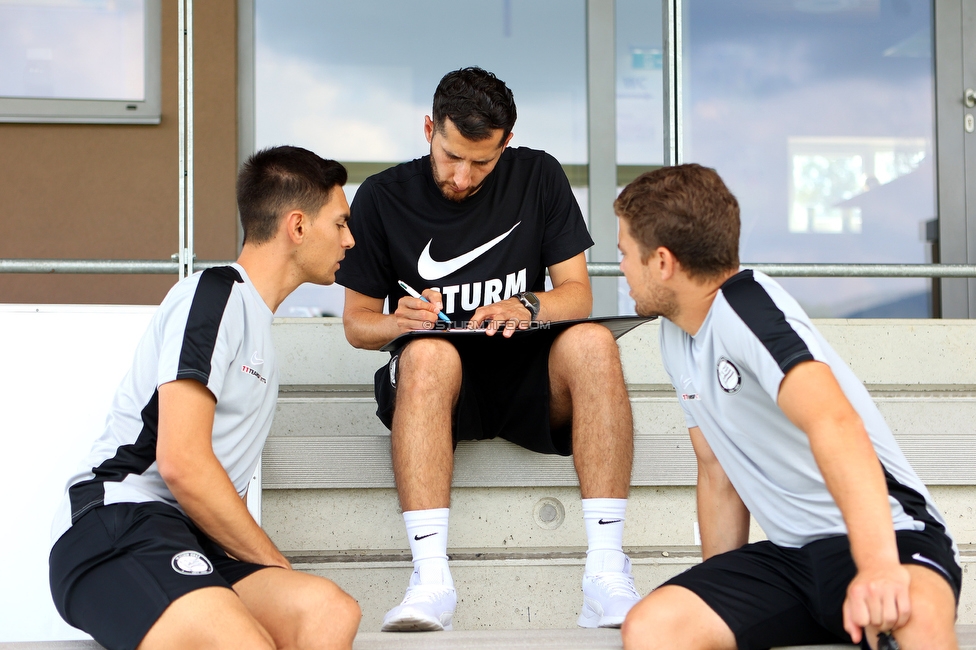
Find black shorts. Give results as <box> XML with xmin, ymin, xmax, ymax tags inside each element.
<box><xmin>50</xmin><ymin>502</ymin><xmax>270</xmax><ymax>650</ymax></box>
<box><xmin>663</xmin><ymin>526</ymin><xmax>961</xmax><ymax>650</ymax></box>
<box><xmin>375</xmin><ymin>328</ymin><xmax>572</xmax><ymax>456</ymax></box>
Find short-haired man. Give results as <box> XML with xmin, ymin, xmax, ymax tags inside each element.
<box><xmin>50</xmin><ymin>146</ymin><xmax>361</xmax><ymax>650</ymax></box>
<box><xmin>337</xmin><ymin>67</ymin><xmax>639</xmax><ymax>631</ymax></box>
<box><xmin>615</xmin><ymin>164</ymin><xmax>960</xmax><ymax>650</ymax></box>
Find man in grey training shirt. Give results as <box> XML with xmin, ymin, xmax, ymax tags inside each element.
<box><xmin>50</xmin><ymin>147</ymin><xmax>361</xmax><ymax>650</ymax></box>
<box><xmin>615</xmin><ymin>164</ymin><xmax>959</xmax><ymax>650</ymax></box>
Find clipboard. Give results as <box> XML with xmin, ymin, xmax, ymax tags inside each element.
<box><xmin>379</xmin><ymin>315</ymin><xmax>656</xmax><ymax>352</ymax></box>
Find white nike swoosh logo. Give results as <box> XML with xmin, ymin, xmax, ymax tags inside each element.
<box><xmin>250</xmin><ymin>351</ymin><xmax>264</xmax><ymax>366</ymax></box>
<box><xmin>911</xmin><ymin>552</ymin><xmax>950</xmax><ymax>578</ymax></box>
<box><xmin>417</xmin><ymin>222</ymin><xmax>521</xmax><ymax>281</ymax></box>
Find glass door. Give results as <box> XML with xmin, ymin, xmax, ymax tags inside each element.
<box><xmin>936</xmin><ymin>0</ymin><xmax>976</xmax><ymax>317</ymax></box>
<box><xmin>677</xmin><ymin>0</ymin><xmax>937</xmax><ymax>318</ymax></box>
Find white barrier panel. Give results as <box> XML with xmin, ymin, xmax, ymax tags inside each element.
<box><xmin>0</xmin><ymin>305</ymin><xmax>156</xmax><ymax>642</ymax></box>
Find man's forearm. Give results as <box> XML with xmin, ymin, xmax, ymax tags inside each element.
<box><xmin>537</xmin><ymin>279</ymin><xmax>592</xmax><ymax>322</ymax></box>
<box><xmin>165</xmin><ymin>457</ymin><xmax>290</xmax><ymax>569</ymax></box>
<box><xmin>344</xmin><ymin>309</ymin><xmax>401</xmax><ymax>350</ymax></box>
<box><xmin>809</xmin><ymin>416</ymin><xmax>900</xmax><ymax>570</ymax></box>
<box><xmin>689</xmin><ymin>426</ymin><xmax>749</xmax><ymax>558</ymax></box>
<box><xmin>780</xmin><ymin>362</ymin><xmax>900</xmax><ymax>571</ymax></box>
<box><xmin>697</xmin><ymin>469</ymin><xmax>750</xmax><ymax>559</ymax></box>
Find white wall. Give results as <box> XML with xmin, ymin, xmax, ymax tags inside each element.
<box><xmin>0</xmin><ymin>305</ymin><xmax>156</xmax><ymax>642</ymax></box>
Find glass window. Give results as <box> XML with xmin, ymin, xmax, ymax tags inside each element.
<box><xmin>0</xmin><ymin>0</ymin><xmax>159</xmax><ymax>124</ymax></box>
<box><xmin>0</xmin><ymin>0</ymin><xmax>145</xmax><ymax>101</ymax></box>
<box><xmin>256</xmin><ymin>0</ymin><xmax>587</xmax><ymax>316</ymax></box>
<box><xmin>617</xmin><ymin>0</ymin><xmax>664</xmax><ymax>167</ymax></box>
<box><xmin>681</xmin><ymin>0</ymin><xmax>936</xmax><ymax>317</ymax></box>
<box><xmin>616</xmin><ymin>0</ymin><xmax>664</xmax><ymax>314</ymax></box>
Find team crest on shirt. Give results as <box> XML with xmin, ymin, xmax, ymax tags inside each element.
<box><xmin>716</xmin><ymin>357</ymin><xmax>741</xmax><ymax>394</ymax></box>
<box><xmin>171</xmin><ymin>551</ymin><xmax>213</xmax><ymax>576</ymax></box>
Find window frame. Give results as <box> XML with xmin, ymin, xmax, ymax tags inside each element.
<box><xmin>0</xmin><ymin>0</ymin><xmax>162</xmax><ymax>125</ymax></box>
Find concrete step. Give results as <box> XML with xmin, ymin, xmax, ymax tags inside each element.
<box><xmin>271</xmin><ymin>318</ymin><xmax>976</xmax><ymax>388</ymax></box>
<box><xmin>251</xmin><ymin>318</ymin><xmax>976</xmax><ymax>641</ymax></box>
<box><xmin>263</xmin><ymin>486</ymin><xmax>976</xmax><ymax>553</ymax></box>
<box><xmin>6</xmin><ymin>626</ymin><xmax>976</xmax><ymax>649</ymax></box>
<box><xmin>292</xmin><ymin>545</ymin><xmax>976</xmax><ymax>631</ymax></box>
<box><xmin>353</xmin><ymin>627</ymin><xmax>976</xmax><ymax>650</ymax></box>
<box><xmin>264</xmin><ymin>385</ymin><xmax>976</xmax><ymax>489</ymax></box>
<box><xmin>295</xmin><ymin>547</ymin><xmax>696</xmax><ymax>632</ymax></box>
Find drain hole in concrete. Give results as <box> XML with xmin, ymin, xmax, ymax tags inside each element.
<box><xmin>532</xmin><ymin>497</ymin><xmax>566</xmax><ymax>530</ymax></box>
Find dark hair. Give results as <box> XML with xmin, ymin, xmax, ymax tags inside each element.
<box><xmin>614</xmin><ymin>164</ymin><xmax>740</xmax><ymax>279</ymax></box>
<box><xmin>236</xmin><ymin>146</ymin><xmax>347</xmax><ymax>245</ymax></box>
<box><xmin>432</xmin><ymin>67</ymin><xmax>517</xmax><ymax>143</ymax></box>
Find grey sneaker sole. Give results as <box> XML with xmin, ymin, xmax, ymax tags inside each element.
<box><xmin>577</xmin><ymin>600</ymin><xmax>625</xmax><ymax>629</ymax></box>
<box><xmin>381</xmin><ymin>615</ymin><xmax>453</xmax><ymax>632</ymax></box>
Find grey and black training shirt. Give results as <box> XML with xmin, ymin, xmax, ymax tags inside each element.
<box><xmin>659</xmin><ymin>269</ymin><xmax>954</xmax><ymax>552</ymax></box>
<box><xmin>52</xmin><ymin>263</ymin><xmax>277</xmax><ymax>545</ymax></box>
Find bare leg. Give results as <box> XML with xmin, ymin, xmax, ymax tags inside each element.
<box><xmin>137</xmin><ymin>586</ymin><xmax>275</xmax><ymax>650</ymax></box>
<box><xmin>864</xmin><ymin>564</ymin><xmax>958</xmax><ymax>650</ymax></box>
<box><xmin>391</xmin><ymin>338</ymin><xmax>462</xmax><ymax>511</ymax></box>
<box><xmin>549</xmin><ymin>323</ymin><xmax>633</xmax><ymax>498</ymax></box>
<box><xmin>622</xmin><ymin>585</ymin><xmax>737</xmax><ymax>650</ymax></box>
<box><xmin>234</xmin><ymin>568</ymin><xmax>361</xmax><ymax>650</ymax></box>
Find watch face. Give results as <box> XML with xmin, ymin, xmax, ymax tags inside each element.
<box><xmin>519</xmin><ymin>292</ymin><xmax>540</xmax><ymax>317</ymax></box>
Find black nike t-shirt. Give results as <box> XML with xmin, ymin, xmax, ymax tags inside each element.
<box><xmin>336</xmin><ymin>146</ymin><xmax>594</xmax><ymax>325</ymax></box>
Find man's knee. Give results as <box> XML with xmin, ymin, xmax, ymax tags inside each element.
<box><xmin>622</xmin><ymin>591</ymin><xmax>683</xmax><ymax>649</ymax></box>
<box><xmin>888</xmin><ymin>565</ymin><xmax>958</xmax><ymax>649</ymax></box>
<box><xmin>288</xmin><ymin>580</ymin><xmax>361</xmax><ymax>648</ymax></box>
<box><xmin>329</xmin><ymin>589</ymin><xmax>362</xmax><ymax>636</ymax></box>
<box><xmin>622</xmin><ymin>586</ymin><xmax>732</xmax><ymax>650</ymax></box>
<box><xmin>398</xmin><ymin>338</ymin><xmax>462</xmax><ymax>384</ymax></box>
<box><xmin>551</xmin><ymin>323</ymin><xmax>623</xmax><ymax>371</ymax></box>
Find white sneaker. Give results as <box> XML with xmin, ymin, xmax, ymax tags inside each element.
<box><xmin>381</xmin><ymin>570</ymin><xmax>456</xmax><ymax>632</ymax></box>
<box><xmin>577</xmin><ymin>556</ymin><xmax>642</xmax><ymax>628</ymax></box>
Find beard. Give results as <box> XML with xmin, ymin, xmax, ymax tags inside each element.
<box><xmin>633</xmin><ymin>283</ymin><xmax>678</xmax><ymax>321</ymax></box>
<box><xmin>430</xmin><ymin>156</ymin><xmax>486</xmax><ymax>202</ymax></box>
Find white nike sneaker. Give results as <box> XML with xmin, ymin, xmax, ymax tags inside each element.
<box><xmin>577</xmin><ymin>556</ymin><xmax>642</xmax><ymax>629</ymax></box>
<box><xmin>381</xmin><ymin>569</ymin><xmax>456</xmax><ymax>632</ymax></box>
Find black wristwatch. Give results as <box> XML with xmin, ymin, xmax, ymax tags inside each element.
<box><xmin>515</xmin><ymin>291</ymin><xmax>541</xmax><ymax>321</ymax></box>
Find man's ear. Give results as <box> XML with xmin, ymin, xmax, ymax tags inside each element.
<box><xmin>657</xmin><ymin>247</ymin><xmax>679</xmax><ymax>281</ymax></box>
<box><xmin>424</xmin><ymin>116</ymin><xmax>435</xmax><ymax>144</ymax></box>
<box><xmin>502</xmin><ymin>131</ymin><xmax>514</xmax><ymax>148</ymax></box>
<box><xmin>283</xmin><ymin>210</ymin><xmax>306</xmax><ymax>245</ymax></box>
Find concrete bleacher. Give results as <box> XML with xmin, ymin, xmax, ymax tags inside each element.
<box><xmin>8</xmin><ymin>317</ymin><xmax>976</xmax><ymax>649</ymax></box>
<box><xmin>8</xmin><ymin>628</ymin><xmax>976</xmax><ymax>649</ymax></box>
<box><xmin>265</xmin><ymin>318</ymin><xmax>976</xmax><ymax>635</ymax></box>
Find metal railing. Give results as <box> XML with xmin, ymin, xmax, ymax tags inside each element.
<box><xmin>0</xmin><ymin>260</ymin><xmax>231</xmax><ymax>274</ymax></box>
<box><xmin>4</xmin><ymin>259</ymin><xmax>976</xmax><ymax>279</ymax></box>
<box><xmin>588</xmin><ymin>263</ymin><xmax>976</xmax><ymax>278</ymax></box>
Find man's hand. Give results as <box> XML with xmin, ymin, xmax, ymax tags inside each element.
<box><xmin>469</xmin><ymin>297</ymin><xmax>532</xmax><ymax>337</ymax></box>
<box><xmin>394</xmin><ymin>288</ymin><xmax>445</xmax><ymax>332</ymax></box>
<box><xmin>843</xmin><ymin>563</ymin><xmax>912</xmax><ymax>644</ymax></box>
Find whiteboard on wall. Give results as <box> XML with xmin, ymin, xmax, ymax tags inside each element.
<box><xmin>0</xmin><ymin>304</ymin><xmax>263</xmax><ymax>642</ymax></box>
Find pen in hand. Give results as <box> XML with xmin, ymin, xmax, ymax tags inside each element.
<box><xmin>397</xmin><ymin>280</ymin><xmax>452</xmax><ymax>323</ymax></box>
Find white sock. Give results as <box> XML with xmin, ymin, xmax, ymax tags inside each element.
<box><xmin>582</xmin><ymin>498</ymin><xmax>628</xmax><ymax>575</ymax></box>
<box><xmin>403</xmin><ymin>508</ymin><xmax>452</xmax><ymax>586</ymax></box>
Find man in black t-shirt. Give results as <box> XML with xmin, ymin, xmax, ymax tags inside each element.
<box><xmin>337</xmin><ymin>67</ymin><xmax>638</xmax><ymax>632</ymax></box>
